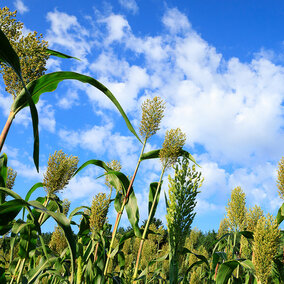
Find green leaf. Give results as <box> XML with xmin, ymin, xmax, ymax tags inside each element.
<box><xmin>182</xmin><ymin>247</ymin><xmax>209</xmax><ymax>268</ymax></box>
<box><xmin>0</xmin><ymin>28</ymin><xmax>22</xmax><ymax>80</ymax></box>
<box><xmin>27</xmin><ymin>257</ymin><xmax>57</xmax><ymax>283</ymax></box>
<box><xmin>45</xmin><ymin>48</ymin><xmax>80</xmax><ymax>60</ymax></box>
<box><xmin>239</xmin><ymin>230</ymin><xmax>253</xmax><ymax>239</ymax></box>
<box><xmin>125</xmin><ymin>188</ymin><xmax>141</xmax><ymax>238</ymax></box>
<box><xmin>11</xmin><ymin>71</ymin><xmax>141</xmax><ymax>142</ymax></box>
<box><xmin>148</xmin><ymin>182</ymin><xmax>162</xmax><ymax>222</ymax></box>
<box><xmin>22</xmin><ymin>182</ymin><xmax>44</xmax><ymax>219</ymax></box>
<box><xmin>0</xmin><ymin>29</ymin><xmax>40</xmax><ymax>171</ymax></box>
<box><xmin>0</xmin><ymin>199</ymin><xmax>24</xmax><ymax>226</ymax></box>
<box><xmin>28</xmin><ymin>201</ymin><xmax>77</xmax><ymax>284</ymax></box>
<box><xmin>216</xmin><ymin>260</ymin><xmax>239</xmax><ymax>284</ymax></box>
<box><xmin>141</xmin><ymin>149</ymin><xmax>199</xmax><ymax>166</ymax></box>
<box><xmin>276</xmin><ymin>203</ymin><xmax>284</xmax><ymax>225</ymax></box>
<box><xmin>0</xmin><ymin>153</ymin><xmax>8</xmax><ymax>204</ymax></box>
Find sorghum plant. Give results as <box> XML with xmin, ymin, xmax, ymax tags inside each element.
<box><xmin>252</xmin><ymin>214</ymin><xmax>280</xmax><ymax>284</ymax></box>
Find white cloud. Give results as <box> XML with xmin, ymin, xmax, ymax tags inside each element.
<box><xmin>9</xmin><ymin>159</ymin><xmax>44</xmax><ymax>180</ymax></box>
<box><xmin>14</xmin><ymin>0</ymin><xmax>29</xmax><ymax>14</ymax></box>
<box><xmin>119</xmin><ymin>0</ymin><xmax>139</xmax><ymax>14</ymax></box>
<box><xmin>57</xmin><ymin>89</ymin><xmax>79</xmax><ymax>109</ymax></box>
<box><xmin>100</xmin><ymin>14</ymin><xmax>130</xmax><ymax>44</ymax></box>
<box><xmin>46</xmin><ymin>10</ymin><xmax>91</xmax><ymax>58</ymax></box>
<box><xmin>40</xmin><ymin>7</ymin><xmax>284</xmax><ymax>226</ymax></box>
<box><xmin>162</xmin><ymin>8</ymin><xmax>191</xmax><ymax>34</ymax></box>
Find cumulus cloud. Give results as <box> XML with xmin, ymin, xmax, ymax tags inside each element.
<box><xmin>119</xmin><ymin>0</ymin><xmax>138</xmax><ymax>14</ymax></box>
<box><xmin>37</xmin><ymin>6</ymin><xmax>284</xmax><ymax>224</ymax></box>
<box><xmin>99</xmin><ymin>14</ymin><xmax>130</xmax><ymax>44</ymax></box>
<box><xmin>14</xmin><ymin>0</ymin><xmax>29</xmax><ymax>14</ymax></box>
<box><xmin>46</xmin><ymin>10</ymin><xmax>92</xmax><ymax>58</ymax></box>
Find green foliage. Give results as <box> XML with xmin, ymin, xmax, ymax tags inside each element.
<box><xmin>1</xmin><ymin>8</ymin><xmax>283</xmax><ymax>284</ymax></box>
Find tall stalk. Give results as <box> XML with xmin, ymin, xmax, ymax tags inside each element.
<box><xmin>133</xmin><ymin>166</ymin><xmax>165</xmax><ymax>280</ymax></box>
<box><xmin>0</xmin><ymin>112</ymin><xmax>15</xmax><ymax>153</ymax></box>
<box><xmin>103</xmin><ymin>138</ymin><xmax>147</xmax><ymax>275</ymax></box>
<box><xmin>133</xmin><ymin>128</ymin><xmax>186</xmax><ymax>281</ymax></box>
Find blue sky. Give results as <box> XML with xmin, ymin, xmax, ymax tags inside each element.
<box><xmin>1</xmin><ymin>0</ymin><xmax>284</xmax><ymax>232</ymax></box>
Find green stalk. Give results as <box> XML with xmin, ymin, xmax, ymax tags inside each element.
<box><xmin>10</xmin><ymin>258</ymin><xmax>21</xmax><ymax>284</ymax></box>
<box><xmin>38</xmin><ymin>196</ymin><xmax>49</xmax><ymax>225</ymax></box>
<box><xmin>16</xmin><ymin>258</ymin><xmax>26</xmax><ymax>284</ymax></box>
<box><xmin>103</xmin><ymin>138</ymin><xmax>147</xmax><ymax>276</ymax></box>
<box><xmin>0</xmin><ymin>111</ymin><xmax>15</xmax><ymax>154</ymax></box>
<box><xmin>133</xmin><ymin>166</ymin><xmax>165</xmax><ymax>281</ymax></box>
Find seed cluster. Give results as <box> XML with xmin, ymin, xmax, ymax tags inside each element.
<box><xmin>0</xmin><ymin>7</ymin><xmax>49</xmax><ymax>98</ymax></box>
<box><xmin>277</xmin><ymin>157</ymin><xmax>284</xmax><ymax>201</ymax></box>
<box><xmin>89</xmin><ymin>193</ymin><xmax>110</xmax><ymax>235</ymax></box>
<box><xmin>6</xmin><ymin>167</ymin><xmax>17</xmax><ymax>190</ymax></box>
<box><xmin>43</xmin><ymin>150</ymin><xmax>79</xmax><ymax>197</ymax></box>
<box><xmin>159</xmin><ymin>128</ymin><xmax>186</xmax><ymax>170</ymax></box>
<box><xmin>253</xmin><ymin>214</ymin><xmax>280</xmax><ymax>283</ymax></box>
<box><xmin>139</xmin><ymin>96</ymin><xmax>166</xmax><ymax>140</ymax></box>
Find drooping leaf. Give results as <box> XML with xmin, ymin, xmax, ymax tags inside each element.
<box><xmin>125</xmin><ymin>188</ymin><xmax>141</xmax><ymax>238</ymax></box>
<box><xmin>239</xmin><ymin>230</ymin><xmax>253</xmax><ymax>239</ymax></box>
<box><xmin>148</xmin><ymin>181</ymin><xmax>163</xmax><ymax>223</ymax></box>
<box><xmin>11</xmin><ymin>71</ymin><xmax>141</xmax><ymax>142</ymax></box>
<box><xmin>0</xmin><ymin>28</ymin><xmax>22</xmax><ymax>80</ymax></box>
<box><xmin>45</xmin><ymin>48</ymin><xmax>80</xmax><ymax>60</ymax></box>
<box><xmin>22</xmin><ymin>182</ymin><xmax>44</xmax><ymax>219</ymax></box>
<box><xmin>216</xmin><ymin>260</ymin><xmax>239</xmax><ymax>284</ymax></box>
<box><xmin>276</xmin><ymin>203</ymin><xmax>284</xmax><ymax>225</ymax></box>
<box><xmin>141</xmin><ymin>149</ymin><xmax>199</xmax><ymax>166</ymax></box>
<box><xmin>0</xmin><ymin>154</ymin><xmax>8</xmax><ymax>204</ymax></box>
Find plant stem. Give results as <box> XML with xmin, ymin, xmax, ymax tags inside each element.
<box><xmin>16</xmin><ymin>258</ymin><xmax>26</xmax><ymax>284</ymax></box>
<box><xmin>0</xmin><ymin>112</ymin><xmax>15</xmax><ymax>153</ymax></box>
<box><xmin>133</xmin><ymin>166</ymin><xmax>165</xmax><ymax>281</ymax></box>
<box><xmin>38</xmin><ymin>197</ymin><xmax>49</xmax><ymax>225</ymax></box>
<box><xmin>103</xmin><ymin>138</ymin><xmax>147</xmax><ymax>276</ymax></box>
<box><xmin>10</xmin><ymin>258</ymin><xmax>21</xmax><ymax>284</ymax></box>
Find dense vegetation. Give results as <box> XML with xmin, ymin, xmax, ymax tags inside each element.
<box><xmin>0</xmin><ymin>7</ymin><xmax>283</xmax><ymax>283</ymax></box>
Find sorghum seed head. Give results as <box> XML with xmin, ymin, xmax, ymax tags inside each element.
<box><xmin>6</xmin><ymin>167</ymin><xmax>17</xmax><ymax>190</ymax></box>
<box><xmin>159</xmin><ymin>128</ymin><xmax>186</xmax><ymax>170</ymax></box>
<box><xmin>139</xmin><ymin>96</ymin><xmax>165</xmax><ymax>140</ymax></box>
<box><xmin>43</xmin><ymin>150</ymin><xmax>79</xmax><ymax>197</ymax></box>
<box><xmin>89</xmin><ymin>193</ymin><xmax>110</xmax><ymax>235</ymax></box>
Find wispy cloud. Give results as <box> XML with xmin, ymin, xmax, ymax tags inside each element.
<box><xmin>118</xmin><ymin>0</ymin><xmax>138</xmax><ymax>14</ymax></box>
<box><xmin>14</xmin><ymin>0</ymin><xmax>29</xmax><ymax>14</ymax></box>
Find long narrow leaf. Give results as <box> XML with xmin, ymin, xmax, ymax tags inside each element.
<box><xmin>141</xmin><ymin>149</ymin><xmax>199</xmax><ymax>166</ymax></box>
<box><xmin>216</xmin><ymin>260</ymin><xmax>239</xmax><ymax>284</ymax></box>
<box><xmin>0</xmin><ymin>28</ymin><xmax>22</xmax><ymax>79</ymax></box>
<box><xmin>11</xmin><ymin>71</ymin><xmax>141</xmax><ymax>142</ymax></box>
<box><xmin>45</xmin><ymin>48</ymin><xmax>80</xmax><ymax>60</ymax></box>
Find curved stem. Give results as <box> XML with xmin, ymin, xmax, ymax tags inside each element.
<box><xmin>133</xmin><ymin>166</ymin><xmax>165</xmax><ymax>281</ymax></box>
<box><xmin>103</xmin><ymin>138</ymin><xmax>147</xmax><ymax>276</ymax></box>
<box><xmin>0</xmin><ymin>112</ymin><xmax>15</xmax><ymax>153</ymax></box>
